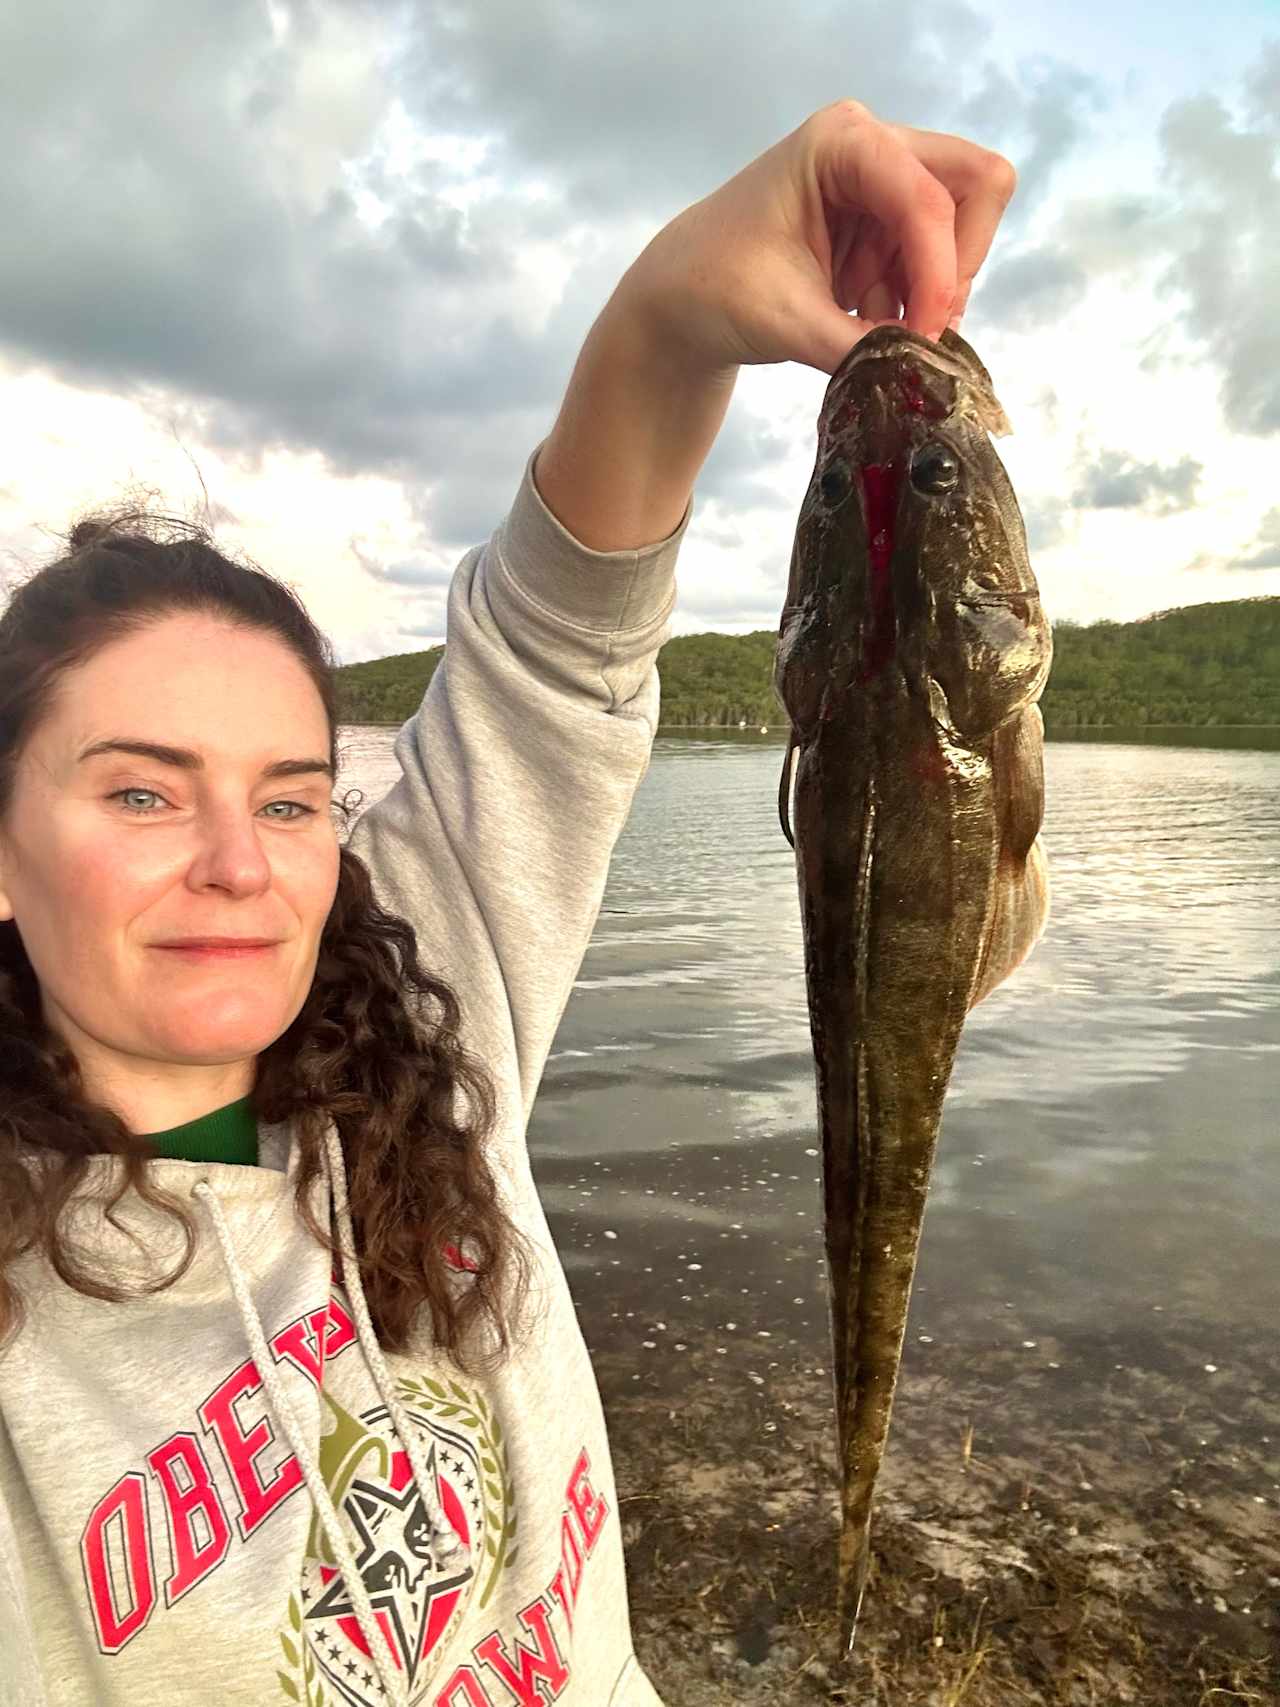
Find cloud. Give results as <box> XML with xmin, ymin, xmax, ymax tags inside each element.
<box><xmin>695</xmin><ymin>405</ymin><xmax>794</xmax><ymax>513</ymax></box>
<box><xmin>695</xmin><ymin>520</ymin><xmax>747</xmax><ymax>551</ymax></box>
<box><xmin>968</xmin><ymin>246</ymin><xmax>1088</xmax><ymax>331</ymax></box>
<box><xmin>1232</xmin><ymin>506</ymin><xmax>1280</xmax><ymax>570</ymax></box>
<box><xmin>966</xmin><ymin>183</ymin><xmax>1178</xmax><ymax>332</ymax></box>
<box><xmin>0</xmin><ymin>0</ymin><xmax>1107</xmax><ymax>577</ymax></box>
<box><xmin>956</xmin><ymin>58</ymin><xmax>1108</xmax><ymax>226</ymax></box>
<box><xmin>0</xmin><ymin>1</ymin><xmax>598</xmax><ymax>546</ymax></box>
<box><xmin>1021</xmin><ymin>493</ymin><xmax>1073</xmax><ymax>552</ymax></box>
<box><xmin>977</xmin><ymin>46</ymin><xmax>1280</xmax><ymax>434</ymax></box>
<box><xmin>673</xmin><ymin>581</ymin><xmax>784</xmax><ymax>627</ymax></box>
<box><xmin>361</xmin><ymin>551</ymin><xmax>456</xmax><ymax>592</ymax></box>
<box><xmin>1070</xmin><ymin>449</ymin><xmax>1202</xmax><ymax>514</ymax></box>
<box><xmin>400</xmin><ymin>0</ymin><xmax>1000</xmax><ymax>218</ymax></box>
<box><xmin>1033</xmin><ymin>386</ymin><xmax>1060</xmax><ymax>428</ymax></box>
<box><xmin>0</xmin><ymin>0</ymin><xmax>1144</xmax><ymax>654</ymax></box>
<box><xmin>1151</xmin><ymin>80</ymin><xmax>1280</xmax><ymax>436</ymax></box>
<box><xmin>1244</xmin><ymin>37</ymin><xmax>1280</xmax><ymax>126</ymax></box>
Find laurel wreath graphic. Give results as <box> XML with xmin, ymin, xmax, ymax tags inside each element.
<box><xmin>277</xmin><ymin>1590</ymin><xmax>332</xmax><ymax>1706</ymax></box>
<box><xmin>394</xmin><ymin>1375</ymin><xmax>519</xmax><ymax>1609</ymax></box>
<box><xmin>275</xmin><ymin>1376</ymin><xmax>517</xmax><ymax>1703</ymax></box>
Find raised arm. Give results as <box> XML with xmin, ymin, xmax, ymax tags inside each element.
<box><xmin>349</xmin><ymin>101</ymin><xmax>1015</xmax><ymax>1164</ymax></box>
<box><xmin>535</xmin><ymin>99</ymin><xmax>1015</xmax><ymax>551</ymax></box>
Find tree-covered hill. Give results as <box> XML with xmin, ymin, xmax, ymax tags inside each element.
<box><xmin>1042</xmin><ymin>597</ymin><xmax>1280</xmax><ymax>727</ymax></box>
<box><xmin>333</xmin><ymin>645</ymin><xmax>443</xmax><ymax>725</ymax></box>
<box><xmin>333</xmin><ymin>595</ymin><xmax>1280</xmax><ymax>730</ymax></box>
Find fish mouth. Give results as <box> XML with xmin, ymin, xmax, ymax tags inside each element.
<box><xmin>830</xmin><ymin>325</ymin><xmax>953</xmax><ymax>384</ymax></box>
<box><xmin>847</xmin><ymin>323</ymin><xmax>946</xmax><ymax>357</ymax></box>
<box><xmin>826</xmin><ymin>326</ymin><xmax>1012</xmax><ymax>438</ymax></box>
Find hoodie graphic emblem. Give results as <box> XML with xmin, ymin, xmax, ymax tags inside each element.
<box><xmin>276</xmin><ymin>1378</ymin><xmax>516</xmax><ymax>1705</ymax></box>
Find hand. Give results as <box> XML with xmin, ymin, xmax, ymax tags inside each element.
<box><xmin>624</xmin><ymin>99</ymin><xmax>1017</xmax><ymax>377</ymax></box>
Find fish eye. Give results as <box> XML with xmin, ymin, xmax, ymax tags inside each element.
<box><xmin>819</xmin><ymin>458</ymin><xmax>853</xmax><ymax>507</ymax></box>
<box><xmin>910</xmin><ymin>443</ymin><xmax>960</xmax><ymax>495</ymax></box>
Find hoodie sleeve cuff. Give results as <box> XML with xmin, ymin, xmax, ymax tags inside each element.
<box><xmin>493</xmin><ymin>439</ymin><xmax>690</xmax><ymax>637</ymax></box>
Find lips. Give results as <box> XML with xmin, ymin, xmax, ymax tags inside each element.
<box><xmin>155</xmin><ymin>941</ymin><xmax>278</xmax><ymax>957</ymax></box>
<box><xmin>159</xmin><ymin>940</ymin><xmax>276</xmax><ymax>948</ymax></box>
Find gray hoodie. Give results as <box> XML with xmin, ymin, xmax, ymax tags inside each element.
<box><xmin>0</xmin><ymin>444</ymin><xmax>689</xmax><ymax>1706</ymax></box>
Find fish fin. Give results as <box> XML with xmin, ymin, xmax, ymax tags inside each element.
<box><xmin>778</xmin><ymin>729</ymin><xmax>798</xmax><ymax>849</ymax></box>
<box><xmin>939</xmin><ymin>326</ymin><xmax>1013</xmax><ymax>437</ymax></box>
<box><xmin>939</xmin><ymin>325</ymin><xmax>994</xmax><ymax>387</ymax></box>
<box><xmin>969</xmin><ymin>706</ymin><xmax>1051</xmax><ymax>1008</ymax></box>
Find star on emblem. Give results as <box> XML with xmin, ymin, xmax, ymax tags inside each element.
<box><xmin>307</xmin><ymin>1437</ymin><xmax>474</xmax><ymax>1685</ymax></box>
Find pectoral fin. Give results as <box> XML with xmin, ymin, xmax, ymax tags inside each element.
<box><xmin>778</xmin><ymin>728</ymin><xmax>799</xmax><ymax>849</ymax></box>
<box><xmin>969</xmin><ymin>706</ymin><xmax>1051</xmax><ymax>1008</ymax></box>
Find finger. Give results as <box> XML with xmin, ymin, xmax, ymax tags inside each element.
<box><xmin>785</xmin><ymin>269</ymin><xmax>903</xmax><ymax>373</ymax></box>
<box><xmin>886</xmin><ymin>125</ymin><xmax>1016</xmax><ymax>310</ymax></box>
<box><xmin>817</xmin><ymin>114</ymin><xmax>958</xmax><ymax>340</ymax></box>
<box><xmin>836</xmin><ymin>217</ymin><xmax>896</xmax><ymax>314</ymax></box>
<box><xmin>887</xmin><ymin>250</ymin><xmax>910</xmax><ymax>314</ymax></box>
<box><xmin>830</xmin><ymin>210</ymin><xmax>865</xmax><ymax>277</ymax></box>
<box><xmin>829</xmin><ymin>211</ymin><xmax>869</xmax><ymax>312</ymax></box>
<box><xmin>860</xmin><ymin>279</ymin><xmax>902</xmax><ymax>322</ymax></box>
<box><xmin>949</xmin><ymin>183</ymin><xmax>1011</xmax><ymax>320</ymax></box>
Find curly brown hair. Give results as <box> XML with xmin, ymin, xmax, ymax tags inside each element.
<box><xmin>0</xmin><ymin>499</ymin><xmax>535</xmax><ymax>1374</ymax></box>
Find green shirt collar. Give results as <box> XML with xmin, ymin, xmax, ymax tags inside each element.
<box><xmin>142</xmin><ymin>1093</ymin><xmax>259</xmax><ymax>1167</ymax></box>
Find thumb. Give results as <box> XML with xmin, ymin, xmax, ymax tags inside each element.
<box><xmin>790</xmin><ymin>295</ymin><xmax>883</xmax><ymax>376</ymax></box>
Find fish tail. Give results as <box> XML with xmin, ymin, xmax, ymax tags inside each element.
<box><xmin>836</xmin><ymin>1512</ymin><xmax>872</xmax><ymax>1660</ymax></box>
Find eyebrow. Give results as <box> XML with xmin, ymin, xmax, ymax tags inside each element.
<box><xmin>77</xmin><ymin>738</ymin><xmax>335</xmax><ymax>783</ymax></box>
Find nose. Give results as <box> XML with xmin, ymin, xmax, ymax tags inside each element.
<box><xmin>185</xmin><ymin>808</ymin><xmax>276</xmax><ymax>895</ymax></box>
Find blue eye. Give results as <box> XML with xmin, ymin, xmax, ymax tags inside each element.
<box><xmin>109</xmin><ymin>788</ymin><xmax>168</xmax><ymax>814</ymax></box>
<box><xmin>107</xmin><ymin>788</ymin><xmax>316</xmax><ymax>819</ymax></box>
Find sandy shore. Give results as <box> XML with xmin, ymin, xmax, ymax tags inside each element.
<box><xmin>595</xmin><ymin>1321</ymin><xmax>1278</xmax><ymax>1705</ymax></box>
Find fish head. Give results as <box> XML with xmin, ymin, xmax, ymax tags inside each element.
<box><xmin>776</xmin><ymin>326</ymin><xmax>1052</xmax><ymax>744</ymax></box>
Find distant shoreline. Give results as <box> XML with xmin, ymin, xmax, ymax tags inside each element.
<box><xmin>336</xmin><ymin>600</ymin><xmax>1280</xmax><ymax>733</ymax></box>
<box><xmin>348</xmin><ymin>721</ymin><xmax>1280</xmax><ymax>732</ymax></box>
<box><xmin>651</xmin><ymin>723</ymin><xmax>1280</xmax><ymax>732</ymax></box>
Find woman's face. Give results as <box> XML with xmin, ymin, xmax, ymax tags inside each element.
<box><xmin>0</xmin><ymin>613</ymin><xmax>342</xmax><ymax>1128</ymax></box>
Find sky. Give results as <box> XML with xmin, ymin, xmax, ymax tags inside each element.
<box><xmin>0</xmin><ymin>0</ymin><xmax>1277</xmax><ymax>662</ymax></box>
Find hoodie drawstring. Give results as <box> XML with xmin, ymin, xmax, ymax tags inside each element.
<box><xmin>191</xmin><ymin>1123</ymin><xmax>467</xmax><ymax>1707</ymax></box>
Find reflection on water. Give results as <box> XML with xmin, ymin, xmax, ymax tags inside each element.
<box><xmin>338</xmin><ymin>725</ymin><xmax>1280</xmax><ymax>1408</ymax></box>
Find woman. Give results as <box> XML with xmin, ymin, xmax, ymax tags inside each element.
<box><xmin>0</xmin><ymin>102</ymin><xmax>1014</xmax><ymax>1706</ymax></box>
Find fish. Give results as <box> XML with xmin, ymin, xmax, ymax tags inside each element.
<box><xmin>772</xmin><ymin>325</ymin><xmax>1052</xmax><ymax>1658</ymax></box>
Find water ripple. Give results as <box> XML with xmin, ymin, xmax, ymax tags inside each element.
<box><xmin>339</xmin><ymin>726</ymin><xmax>1280</xmax><ymax>1347</ymax></box>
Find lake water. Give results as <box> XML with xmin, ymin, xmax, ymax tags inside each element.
<box><xmin>338</xmin><ymin>725</ymin><xmax>1280</xmax><ymax>1435</ymax></box>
